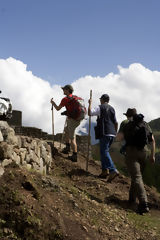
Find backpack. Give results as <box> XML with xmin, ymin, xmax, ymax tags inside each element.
<box><xmin>123</xmin><ymin>114</ymin><xmax>152</xmax><ymax>150</ymax></box>
<box><xmin>66</xmin><ymin>95</ymin><xmax>87</xmax><ymax>120</ymax></box>
<box><xmin>0</xmin><ymin>97</ymin><xmax>12</xmax><ymax>120</ymax></box>
<box><xmin>94</xmin><ymin>104</ymin><xmax>111</xmax><ymax>139</ymax></box>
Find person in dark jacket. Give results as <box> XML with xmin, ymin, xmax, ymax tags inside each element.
<box><xmin>117</xmin><ymin>110</ymin><xmax>155</xmax><ymax>214</ymax></box>
<box><xmin>88</xmin><ymin>94</ymin><xmax>119</xmax><ymax>181</ymax></box>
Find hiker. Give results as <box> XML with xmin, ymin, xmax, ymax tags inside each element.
<box><xmin>50</xmin><ymin>84</ymin><xmax>83</xmax><ymax>162</ymax></box>
<box><xmin>117</xmin><ymin>111</ymin><xmax>155</xmax><ymax>214</ymax></box>
<box><xmin>88</xmin><ymin>94</ymin><xmax>119</xmax><ymax>181</ymax></box>
<box><xmin>117</xmin><ymin>108</ymin><xmax>137</xmax><ymax>155</ymax></box>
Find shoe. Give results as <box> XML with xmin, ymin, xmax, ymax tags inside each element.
<box><xmin>128</xmin><ymin>198</ymin><xmax>136</xmax><ymax>205</ymax></box>
<box><xmin>107</xmin><ymin>170</ymin><xmax>119</xmax><ymax>182</ymax></box>
<box><xmin>137</xmin><ymin>202</ymin><xmax>149</xmax><ymax>215</ymax></box>
<box><xmin>68</xmin><ymin>153</ymin><xmax>77</xmax><ymax>162</ymax></box>
<box><xmin>127</xmin><ymin>199</ymin><xmax>137</xmax><ymax>209</ymax></box>
<box><xmin>128</xmin><ymin>193</ymin><xmax>136</xmax><ymax>204</ymax></box>
<box><xmin>62</xmin><ymin>148</ymin><xmax>70</xmax><ymax>154</ymax></box>
<box><xmin>62</xmin><ymin>144</ymin><xmax>70</xmax><ymax>154</ymax></box>
<box><xmin>98</xmin><ymin>169</ymin><xmax>109</xmax><ymax>179</ymax></box>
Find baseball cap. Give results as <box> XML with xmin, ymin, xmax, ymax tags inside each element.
<box><xmin>61</xmin><ymin>84</ymin><xmax>74</xmax><ymax>93</ymax></box>
<box><xmin>123</xmin><ymin>108</ymin><xmax>137</xmax><ymax>117</ymax></box>
<box><xmin>100</xmin><ymin>94</ymin><xmax>110</xmax><ymax>101</ymax></box>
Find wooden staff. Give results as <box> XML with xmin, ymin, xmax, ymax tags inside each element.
<box><xmin>51</xmin><ymin>104</ymin><xmax>54</xmax><ymax>147</ymax></box>
<box><xmin>86</xmin><ymin>90</ymin><xmax>92</xmax><ymax>171</ymax></box>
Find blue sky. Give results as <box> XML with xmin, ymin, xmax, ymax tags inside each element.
<box><xmin>0</xmin><ymin>0</ymin><xmax>160</xmax><ymax>136</ymax></box>
<box><xmin>1</xmin><ymin>0</ymin><xmax>160</xmax><ymax>85</ymax></box>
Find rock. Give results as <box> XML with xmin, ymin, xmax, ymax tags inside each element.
<box><xmin>26</xmin><ymin>164</ymin><xmax>32</xmax><ymax>170</ymax></box>
<box><xmin>0</xmin><ymin>130</ymin><xmax>53</xmax><ymax>175</ymax></box>
<box><xmin>11</xmin><ymin>152</ymin><xmax>20</xmax><ymax>164</ymax></box>
<box><xmin>0</xmin><ymin>121</ymin><xmax>18</xmax><ymax>145</ymax></box>
<box><xmin>16</xmin><ymin>136</ymin><xmax>22</xmax><ymax>148</ymax></box>
<box><xmin>2</xmin><ymin>159</ymin><xmax>13</xmax><ymax>167</ymax></box>
<box><xmin>0</xmin><ymin>131</ymin><xmax>4</xmax><ymax>142</ymax></box>
<box><xmin>0</xmin><ymin>166</ymin><xmax>4</xmax><ymax>176</ymax></box>
<box><xmin>19</xmin><ymin>148</ymin><xmax>27</xmax><ymax>164</ymax></box>
<box><xmin>0</xmin><ymin>142</ymin><xmax>13</xmax><ymax>160</ymax></box>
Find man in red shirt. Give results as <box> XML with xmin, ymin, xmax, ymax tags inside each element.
<box><xmin>50</xmin><ymin>85</ymin><xmax>81</xmax><ymax>162</ymax></box>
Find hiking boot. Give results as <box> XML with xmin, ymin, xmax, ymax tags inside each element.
<box><xmin>98</xmin><ymin>169</ymin><xmax>109</xmax><ymax>179</ymax></box>
<box><xmin>68</xmin><ymin>152</ymin><xmax>77</xmax><ymax>162</ymax></box>
<box><xmin>137</xmin><ymin>202</ymin><xmax>149</xmax><ymax>215</ymax></box>
<box><xmin>128</xmin><ymin>198</ymin><xmax>136</xmax><ymax>205</ymax></box>
<box><xmin>127</xmin><ymin>198</ymin><xmax>137</xmax><ymax>209</ymax></box>
<box><xmin>62</xmin><ymin>143</ymin><xmax>70</xmax><ymax>154</ymax></box>
<box><xmin>128</xmin><ymin>193</ymin><xmax>136</xmax><ymax>205</ymax></box>
<box><xmin>107</xmin><ymin>170</ymin><xmax>119</xmax><ymax>182</ymax></box>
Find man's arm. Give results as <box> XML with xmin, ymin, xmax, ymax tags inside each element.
<box><xmin>50</xmin><ymin>98</ymin><xmax>63</xmax><ymax>111</ymax></box>
<box><xmin>116</xmin><ymin>120</ymin><xmax>128</xmax><ymax>141</ymax></box>
<box><xmin>116</xmin><ymin>132</ymin><xmax>124</xmax><ymax>142</ymax></box>
<box><xmin>88</xmin><ymin>99</ymin><xmax>100</xmax><ymax>117</ymax></box>
<box><xmin>114</xmin><ymin>122</ymin><xmax>118</xmax><ymax>133</ymax></box>
<box><xmin>150</xmin><ymin>135</ymin><xmax>155</xmax><ymax>163</ymax></box>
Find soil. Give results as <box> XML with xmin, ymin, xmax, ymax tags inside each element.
<box><xmin>0</xmin><ymin>144</ymin><xmax>160</xmax><ymax>240</ymax></box>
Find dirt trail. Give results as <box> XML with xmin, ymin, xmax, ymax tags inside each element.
<box><xmin>0</xmin><ymin>143</ymin><xmax>159</xmax><ymax>239</ymax></box>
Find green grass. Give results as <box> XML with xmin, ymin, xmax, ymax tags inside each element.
<box><xmin>127</xmin><ymin>211</ymin><xmax>160</xmax><ymax>237</ymax></box>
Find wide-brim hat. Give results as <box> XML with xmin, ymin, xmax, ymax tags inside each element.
<box><xmin>123</xmin><ymin>108</ymin><xmax>137</xmax><ymax>117</ymax></box>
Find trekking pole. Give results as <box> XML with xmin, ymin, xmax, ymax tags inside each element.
<box><xmin>51</xmin><ymin>104</ymin><xmax>54</xmax><ymax>147</ymax></box>
<box><xmin>86</xmin><ymin>90</ymin><xmax>92</xmax><ymax>171</ymax></box>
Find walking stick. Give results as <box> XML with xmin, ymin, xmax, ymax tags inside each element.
<box><xmin>51</xmin><ymin>104</ymin><xmax>54</xmax><ymax>147</ymax></box>
<box><xmin>86</xmin><ymin>90</ymin><xmax>92</xmax><ymax>171</ymax></box>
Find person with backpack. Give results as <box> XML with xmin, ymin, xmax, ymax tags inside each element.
<box><xmin>50</xmin><ymin>84</ymin><xmax>86</xmax><ymax>162</ymax></box>
<box><xmin>88</xmin><ymin>93</ymin><xmax>119</xmax><ymax>181</ymax></box>
<box><xmin>117</xmin><ymin>108</ymin><xmax>137</xmax><ymax>155</ymax></box>
<box><xmin>117</xmin><ymin>111</ymin><xmax>155</xmax><ymax>214</ymax></box>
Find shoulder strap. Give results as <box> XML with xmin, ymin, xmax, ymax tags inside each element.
<box><xmin>100</xmin><ymin>103</ymin><xmax>110</xmax><ymax>118</ymax></box>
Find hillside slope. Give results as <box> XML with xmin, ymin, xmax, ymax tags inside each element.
<box><xmin>0</xmin><ymin>148</ymin><xmax>160</xmax><ymax>240</ymax></box>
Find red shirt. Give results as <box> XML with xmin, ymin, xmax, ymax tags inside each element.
<box><xmin>60</xmin><ymin>94</ymin><xmax>73</xmax><ymax>112</ymax></box>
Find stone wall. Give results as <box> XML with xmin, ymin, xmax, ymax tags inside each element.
<box><xmin>0</xmin><ymin>121</ymin><xmax>52</xmax><ymax>176</ymax></box>
<box><xmin>7</xmin><ymin>110</ymin><xmax>91</xmax><ymax>157</ymax></box>
<box><xmin>7</xmin><ymin>110</ymin><xmax>22</xmax><ymax>126</ymax></box>
<box><xmin>54</xmin><ymin>133</ymin><xmax>91</xmax><ymax>157</ymax></box>
<box><xmin>11</xmin><ymin>126</ymin><xmax>90</xmax><ymax>156</ymax></box>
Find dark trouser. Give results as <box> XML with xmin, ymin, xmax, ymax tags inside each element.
<box><xmin>125</xmin><ymin>146</ymin><xmax>148</xmax><ymax>204</ymax></box>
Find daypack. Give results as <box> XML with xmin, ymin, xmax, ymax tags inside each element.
<box><xmin>123</xmin><ymin>114</ymin><xmax>152</xmax><ymax>150</ymax></box>
<box><xmin>66</xmin><ymin>95</ymin><xmax>87</xmax><ymax>120</ymax></box>
<box><xmin>94</xmin><ymin>104</ymin><xmax>111</xmax><ymax>139</ymax></box>
<box><xmin>0</xmin><ymin>96</ymin><xmax>12</xmax><ymax>120</ymax></box>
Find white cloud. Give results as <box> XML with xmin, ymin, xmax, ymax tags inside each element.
<box><xmin>0</xmin><ymin>57</ymin><xmax>160</xmax><ymax>138</ymax></box>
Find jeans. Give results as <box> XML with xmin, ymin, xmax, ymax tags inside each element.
<box><xmin>99</xmin><ymin>136</ymin><xmax>116</xmax><ymax>173</ymax></box>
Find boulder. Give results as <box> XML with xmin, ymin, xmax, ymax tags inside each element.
<box><xmin>0</xmin><ymin>131</ymin><xmax>3</xmax><ymax>142</ymax></box>
<box><xmin>0</xmin><ymin>142</ymin><xmax>13</xmax><ymax>160</ymax></box>
<box><xmin>0</xmin><ymin>121</ymin><xmax>18</xmax><ymax>145</ymax></box>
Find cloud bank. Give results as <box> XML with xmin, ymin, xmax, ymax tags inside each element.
<box><xmin>0</xmin><ymin>57</ymin><xmax>160</xmax><ymax>137</ymax></box>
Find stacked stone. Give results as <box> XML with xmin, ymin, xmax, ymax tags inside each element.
<box><xmin>54</xmin><ymin>133</ymin><xmax>92</xmax><ymax>157</ymax></box>
<box><xmin>76</xmin><ymin>135</ymin><xmax>92</xmax><ymax>158</ymax></box>
<box><xmin>0</xmin><ymin>121</ymin><xmax>52</xmax><ymax>176</ymax></box>
<box><xmin>14</xmin><ymin>126</ymin><xmax>43</xmax><ymax>138</ymax></box>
